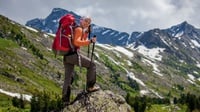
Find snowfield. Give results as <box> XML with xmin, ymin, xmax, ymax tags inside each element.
<box><xmin>0</xmin><ymin>89</ymin><xmax>32</xmax><ymax>101</ymax></box>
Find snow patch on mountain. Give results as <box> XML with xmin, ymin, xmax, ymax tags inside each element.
<box><xmin>126</xmin><ymin>60</ymin><xmax>132</xmax><ymax>66</ymax></box>
<box><xmin>117</xmin><ymin>64</ymin><xmax>146</xmax><ymax>87</ymax></box>
<box><xmin>197</xmin><ymin>62</ymin><xmax>200</xmax><ymax>68</ymax></box>
<box><xmin>97</xmin><ymin>44</ymin><xmax>133</xmax><ymax>58</ymax></box>
<box><xmin>127</xmin><ymin>72</ymin><xmax>146</xmax><ymax>86</ymax></box>
<box><xmin>118</xmin><ymin>35</ymin><xmax>126</xmax><ymax>41</ymax></box>
<box><xmin>47</xmin><ymin>47</ymin><xmax>52</xmax><ymax>51</ymax></box>
<box><xmin>149</xmin><ymin>89</ymin><xmax>163</xmax><ymax>99</ymax></box>
<box><xmin>113</xmin><ymin>51</ymin><xmax>121</xmax><ymax>58</ymax></box>
<box><xmin>114</xmin><ymin>46</ymin><xmax>133</xmax><ymax>58</ymax></box>
<box><xmin>43</xmin><ymin>33</ymin><xmax>49</xmax><ymax>38</ymax></box>
<box><xmin>140</xmin><ymin>90</ymin><xmax>150</xmax><ymax>95</ymax></box>
<box><xmin>142</xmin><ymin>58</ymin><xmax>163</xmax><ymax>76</ymax></box>
<box><xmin>0</xmin><ymin>89</ymin><xmax>32</xmax><ymax>101</ymax></box>
<box><xmin>187</xmin><ymin>74</ymin><xmax>199</xmax><ymax>86</ymax></box>
<box><xmin>97</xmin><ymin>44</ymin><xmax>112</xmax><ymax>50</ymax></box>
<box><xmin>191</xmin><ymin>39</ymin><xmax>200</xmax><ymax>47</ymax></box>
<box><xmin>187</xmin><ymin>79</ymin><xmax>195</xmax><ymax>84</ymax></box>
<box><xmin>133</xmin><ymin>45</ymin><xmax>165</xmax><ymax>61</ymax></box>
<box><xmin>21</xmin><ymin>47</ymin><xmax>27</xmax><ymax>50</ymax></box>
<box><xmin>160</xmin><ymin>36</ymin><xmax>170</xmax><ymax>47</ymax></box>
<box><xmin>193</xmin><ymin>71</ymin><xmax>198</xmax><ymax>75</ymax></box>
<box><xmin>25</xmin><ymin>26</ymin><xmax>38</xmax><ymax>32</ymax></box>
<box><xmin>126</xmin><ymin>71</ymin><xmax>163</xmax><ymax>98</ymax></box>
<box><xmin>47</xmin><ymin>33</ymin><xmax>55</xmax><ymax>37</ymax></box>
<box><xmin>102</xmin><ymin>30</ymin><xmax>111</xmax><ymax>35</ymax></box>
<box><xmin>174</xmin><ymin>31</ymin><xmax>184</xmax><ymax>37</ymax></box>
<box><xmin>106</xmin><ymin>55</ymin><xmax>120</xmax><ymax>65</ymax></box>
<box><xmin>188</xmin><ymin>74</ymin><xmax>195</xmax><ymax>81</ymax></box>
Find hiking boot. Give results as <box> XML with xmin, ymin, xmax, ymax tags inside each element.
<box><xmin>87</xmin><ymin>85</ymin><xmax>100</xmax><ymax>92</ymax></box>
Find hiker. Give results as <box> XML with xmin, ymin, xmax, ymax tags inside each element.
<box><xmin>62</xmin><ymin>16</ymin><xmax>99</xmax><ymax>105</ymax></box>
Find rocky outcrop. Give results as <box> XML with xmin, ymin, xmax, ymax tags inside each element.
<box><xmin>63</xmin><ymin>90</ymin><xmax>132</xmax><ymax>112</ymax></box>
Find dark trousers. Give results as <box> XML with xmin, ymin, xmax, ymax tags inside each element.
<box><xmin>62</xmin><ymin>53</ymin><xmax>96</xmax><ymax>102</ymax></box>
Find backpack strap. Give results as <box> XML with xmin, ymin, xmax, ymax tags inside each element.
<box><xmin>62</xmin><ymin>26</ymin><xmax>84</xmax><ymax>73</ymax></box>
<box><xmin>60</xmin><ymin>25</ymin><xmax>75</xmax><ymax>52</ymax></box>
<box><xmin>68</xmin><ymin>25</ymin><xmax>75</xmax><ymax>52</ymax></box>
<box><xmin>74</xmin><ymin>26</ymin><xmax>85</xmax><ymax>73</ymax></box>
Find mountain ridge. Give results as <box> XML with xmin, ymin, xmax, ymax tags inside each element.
<box><xmin>1</xmin><ymin>9</ymin><xmax>200</xmax><ymax>111</ymax></box>
<box><xmin>25</xmin><ymin>8</ymin><xmax>200</xmax><ymax>49</ymax></box>
<box><xmin>21</xmin><ymin>8</ymin><xmax>200</xmax><ymax>96</ymax></box>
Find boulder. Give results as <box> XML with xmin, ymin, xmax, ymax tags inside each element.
<box><xmin>63</xmin><ymin>90</ymin><xmax>132</xmax><ymax>112</ymax></box>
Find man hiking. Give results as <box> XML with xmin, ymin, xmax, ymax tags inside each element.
<box><xmin>62</xmin><ymin>16</ymin><xmax>99</xmax><ymax>106</ymax></box>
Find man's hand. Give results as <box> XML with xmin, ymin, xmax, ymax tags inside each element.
<box><xmin>90</xmin><ymin>37</ymin><xmax>96</xmax><ymax>43</ymax></box>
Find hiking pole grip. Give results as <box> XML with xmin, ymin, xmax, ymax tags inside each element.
<box><xmin>87</xmin><ymin>25</ymin><xmax>91</xmax><ymax>57</ymax></box>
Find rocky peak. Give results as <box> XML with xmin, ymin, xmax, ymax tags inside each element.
<box><xmin>167</xmin><ymin>21</ymin><xmax>196</xmax><ymax>37</ymax></box>
<box><xmin>63</xmin><ymin>90</ymin><xmax>132</xmax><ymax>112</ymax></box>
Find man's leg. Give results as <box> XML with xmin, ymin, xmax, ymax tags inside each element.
<box><xmin>86</xmin><ymin>61</ymin><xmax>96</xmax><ymax>88</ymax></box>
<box><xmin>62</xmin><ymin>61</ymin><xmax>74</xmax><ymax>103</ymax></box>
<box><xmin>64</xmin><ymin>54</ymin><xmax>98</xmax><ymax>91</ymax></box>
<box><xmin>80</xmin><ymin>55</ymin><xmax>98</xmax><ymax>90</ymax></box>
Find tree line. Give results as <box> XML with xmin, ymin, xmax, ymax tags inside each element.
<box><xmin>126</xmin><ymin>92</ymin><xmax>200</xmax><ymax>112</ymax></box>
<box><xmin>11</xmin><ymin>90</ymin><xmax>200</xmax><ymax>112</ymax></box>
<box><xmin>174</xmin><ymin>93</ymin><xmax>200</xmax><ymax>112</ymax></box>
<box><xmin>12</xmin><ymin>91</ymin><xmax>63</xmax><ymax>112</ymax></box>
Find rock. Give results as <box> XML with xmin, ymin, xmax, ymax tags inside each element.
<box><xmin>15</xmin><ymin>77</ymin><xmax>25</xmax><ymax>84</ymax></box>
<box><xmin>63</xmin><ymin>90</ymin><xmax>132</xmax><ymax>112</ymax></box>
<box><xmin>1</xmin><ymin>71</ymin><xmax>16</xmax><ymax>80</ymax></box>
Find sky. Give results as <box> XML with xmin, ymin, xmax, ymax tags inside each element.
<box><xmin>0</xmin><ymin>0</ymin><xmax>200</xmax><ymax>33</ymax></box>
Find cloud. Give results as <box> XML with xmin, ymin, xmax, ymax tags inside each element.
<box><xmin>0</xmin><ymin>0</ymin><xmax>200</xmax><ymax>33</ymax></box>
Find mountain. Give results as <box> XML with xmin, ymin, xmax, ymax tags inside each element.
<box><xmin>0</xmin><ymin>14</ymin><xmax>135</xmax><ymax>111</ymax></box>
<box><xmin>26</xmin><ymin>8</ymin><xmax>80</xmax><ymax>34</ymax></box>
<box><xmin>1</xmin><ymin>9</ymin><xmax>200</xmax><ymax>111</ymax></box>
<box><xmin>25</xmin><ymin>8</ymin><xmax>200</xmax><ymax>81</ymax></box>
<box><xmin>26</xmin><ymin>8</ymin><xmax>130</xmax><ymax>46</ymax></box>
<box><xmin>130</xmin><ymin>21</ymin><xmax>200</xmax><ymax>64</ymax></box>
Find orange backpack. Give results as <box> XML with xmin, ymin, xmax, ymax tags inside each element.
<box><xmin>52</xmin><ymin>14</ymin><xmax>76</xmax><ymax>56</ymax></box>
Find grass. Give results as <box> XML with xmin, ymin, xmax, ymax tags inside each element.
<box><xmin>0</xmin><ymin>38</ymin><xmax>18</xmax><ymax>48</ymax></box>
<box><xmin>0</xmin><ymin>93</ymin><xmax>12</xmax><ymax>109</ymax></box>
<box><xmin>0</xmin><ymin>36</ymin><xmax>61</xmax><ymax>90</ymax></box>
<box><xmin>0</xmin><ymin>93</ymin><xmax>30</xmax><ymax>112</ymax></box>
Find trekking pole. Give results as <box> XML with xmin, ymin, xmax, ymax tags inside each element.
<box><xmin>85</xmin><ymin>25</ymin><xmax>91</xmax><ymax>93</ymax></box>
<box><xmin>87</xmin><ymin>25</ymin><xmax>91</xmax><ymax>57</ymax></box>
<box><xmin>90</xmin><ymin>35</ymin><xmax>96</xmax><ymax>63</ymax></box>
